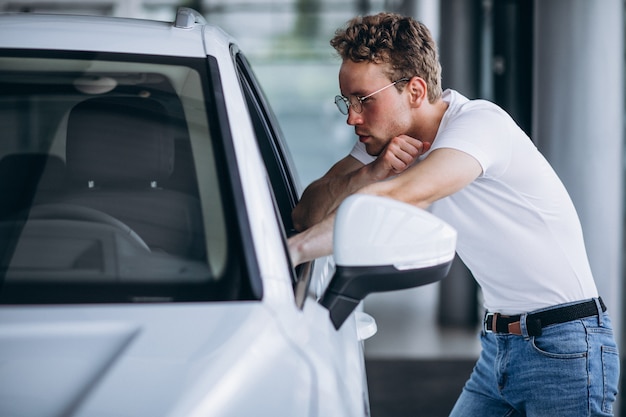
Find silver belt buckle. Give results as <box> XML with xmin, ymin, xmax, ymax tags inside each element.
<box><xmin>483</xmin><ymin>312</ymin><xmax>496</xmax><ymax>333</ymax></box>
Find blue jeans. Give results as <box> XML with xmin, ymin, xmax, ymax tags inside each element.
<box><xmin>450</xmin><ymin>300</ymin><xmax>620</xmax><ymax>417</ymax></box>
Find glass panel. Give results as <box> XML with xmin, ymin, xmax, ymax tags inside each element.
<box><xmin>0</xmin><ymin>53</ymin><xmax>247</xmax><ymax>303</ymax></box>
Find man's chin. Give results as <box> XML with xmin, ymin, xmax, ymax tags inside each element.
<box><xmin>364</xmin><ymin>143</ymin><xmax>383</xmax><ymax>157</ymax></box>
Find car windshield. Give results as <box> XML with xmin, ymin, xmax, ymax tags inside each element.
<box><xmin>0</xmin><ymin>52</ymin><xmax>256</xmax><ymax>304</ymax></box>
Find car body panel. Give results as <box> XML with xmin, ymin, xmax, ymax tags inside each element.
<box><xmin>1</xmin><ymin>303</ymin><xmax>308</xmax><ymax>417</ymax></box>
<box><xmin>0</xmin><ymin>13</ymin><xmax>207</xmax><ymax>57</ymax></box>
<box><xmin>1</xmin><ymin>301</ymin><xmax>368</xmax><ymax>417</ymax></box>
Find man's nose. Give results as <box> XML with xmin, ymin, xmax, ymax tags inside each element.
<box><xmin>346</xmin><ymin>107</ymin><xmax>362</xmax><ymax>125</ymax></box>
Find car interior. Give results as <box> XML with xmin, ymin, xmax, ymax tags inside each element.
<box><xmin>0</xmin><ymin>54</ymin><xmax>252</xmax><ymax>302</ymax></box>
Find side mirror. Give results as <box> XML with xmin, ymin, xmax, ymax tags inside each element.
<box><xmin>320</xmin><ymin>194</ymin><xmax>457</xmax><ymax>329</ymax></box>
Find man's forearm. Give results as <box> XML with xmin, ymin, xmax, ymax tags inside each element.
<box><xmin>288</xmin><ymin>213</ymin><xmax>336</xmax><ymax>266</ymax></box>
<box><xmin>292</xmin><ymin>163</ymin><xmax>377</xmax><ymax>231</ymax></box>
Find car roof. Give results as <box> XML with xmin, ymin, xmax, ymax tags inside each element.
<box><xmin>0</xmin><ymin>9</ymin><xmax>236</xmax><ymax>58</ymax></box>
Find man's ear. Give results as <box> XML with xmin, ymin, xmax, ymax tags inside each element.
<box><xmin>408</xmin><ymin>77</ymin><xmax>428</xmax><ymax>107</ymax></box>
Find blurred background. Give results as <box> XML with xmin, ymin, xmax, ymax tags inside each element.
<box><xmin>1</xmin><ymin>0</ymin><xmax>624</xmax><ymax>415</ymax></box>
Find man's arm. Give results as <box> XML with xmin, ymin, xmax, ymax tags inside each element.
<box><xmin>292</xmin><ymin>155</ymin><xmax>365</xmax><ymax>232</ymax></box>
<box><xmin>289</xmin><ymin>212</ymin><xmax>336</xmax><ymax>266</ymax></box>
<box><xmin>360</xmin><ymin>147</ymin><xmax>482</xmax><ymax>209</ymax></box>
<box><xmin>288</xmin><ymin>147</ymin><xmax>482</xmax><ymax>265</ymax></box>
<box><xmin>292</xmin><ymin>135</ymin><xmax>428</xmax><ymax>231</ymax></box>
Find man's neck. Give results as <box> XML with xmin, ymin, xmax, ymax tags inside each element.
<box><xmin>412</xmin><ymin>98</ymin><xmax>449</xmax><ymax>145</ymax></box>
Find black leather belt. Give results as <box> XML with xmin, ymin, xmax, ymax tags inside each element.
<box><xmin>483</xmin><ymin>298</ymin><xmax>606</xmax><ymax>337</ymax></box>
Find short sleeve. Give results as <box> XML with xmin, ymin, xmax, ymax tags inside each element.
<box><xmin>431</xmin><ymin>104</ymin><xmax>513</xmax><ymax>178</ymax></box>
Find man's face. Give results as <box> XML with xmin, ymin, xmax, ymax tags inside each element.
<box><xmin>338</xmin><ymin>60</ymin><xmax>411</xmax><ymax>156</ymax></box>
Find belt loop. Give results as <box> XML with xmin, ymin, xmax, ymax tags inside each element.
<box><xmin>594</xmin><ymin>297</ymin><xmax>604</xmax><ymax>326</ymax></box>
<box><xmin>519</xmin><ymin>313</ymin><xmax>530</xmax><ymax>340</ymax></box>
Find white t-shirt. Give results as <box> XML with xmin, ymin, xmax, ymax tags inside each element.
<box><xmin>350</xmin><ymin>89</ymin><xmax>598</xmax><ymax>314</ymax></box>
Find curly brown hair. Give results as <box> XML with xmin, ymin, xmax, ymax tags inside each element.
<box><xmin>330</xmin><ymin>13</ymin><xmax>442</xmax><ymax>103</ymax></box>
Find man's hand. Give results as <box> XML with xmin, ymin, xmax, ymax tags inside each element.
<box><xmin>288</xmin><ymin>214</ymin><xmax>335</xmax><ymax>266</ymax></box>
<box><xmin>367</xmin><ymin>134</ymin><xmax>431</xmax><ymax>181</ymax></box>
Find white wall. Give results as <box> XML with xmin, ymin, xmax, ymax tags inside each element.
<box><xmin>533</xmin><ymin>0</ymin><xmax>624</xmax><ymax>346</ymax></box>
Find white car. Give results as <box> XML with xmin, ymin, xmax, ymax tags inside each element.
<box><xmin>0</xmin><ymin>8</ymin><xmax>457</xmax><ymax>417</ymax></box>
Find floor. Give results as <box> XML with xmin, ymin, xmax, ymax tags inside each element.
<box><xmin>366</xmin><ymin>358</ymin><xmax>476</xmax><ymax>417</ymax></box>
<box><xmin>363</xmin><ymin>283</ymin><xmax>481</xmax><ymax>359</ymax></box>
<box><xmin>362</xmin><ymin>283</ymin><xmax>481</xmax><ymax>417</ymax></box>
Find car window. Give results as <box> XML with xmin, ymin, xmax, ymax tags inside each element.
<box><xmin>0</xmin><ymin>51</ymin><xmax>259</xmax><ymax>304</ymax></box>
<box><xmin>234</xmin><ymin>51</ymin><xmax>313</xmax><ymax>306</ymax></box>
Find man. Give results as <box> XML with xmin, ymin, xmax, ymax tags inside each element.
<box><xmin>288</xmin><ymin>12</ymin><xmax>619</xmax><ymax>416</ymax></box>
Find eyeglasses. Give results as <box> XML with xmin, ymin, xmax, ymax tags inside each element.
<box><xmin>334</xmin><ymin>78</ymin><xmax>410</xmax><ymax>115</ymax></box>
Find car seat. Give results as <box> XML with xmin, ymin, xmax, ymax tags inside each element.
<box><xmin>57</xmin><ymin>96</ymin><xmax>205</xmax><ymax>260</ymax></box>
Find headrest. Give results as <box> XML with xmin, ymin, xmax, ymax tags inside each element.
<box><xmin>66</xmin><ymin>97</ymin><xmax>174</xmax><ymax>186</ymax></box>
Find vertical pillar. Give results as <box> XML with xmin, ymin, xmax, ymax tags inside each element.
<box><xmin>439</xmin><ymin>0</ymin><xmax>482</xmax><ymax>98</ymax></box>
<box><xmin>437</xmin><ymin>0</ymin><xmax>482</xmax><ymax>327</ymax></box>
<box><xmin>491</xmin><ymin>0</ymin><xmax>533</xmax><ymax>135</ymax></box>
<box><xmin>533</xmin><ymin>0</ymin><xmax>623</xmax><ymax>347</ymax></box>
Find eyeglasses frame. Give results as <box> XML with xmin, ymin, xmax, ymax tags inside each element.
<box><xmin>334</xmin><ymin>77</ymin><xmax>411</xmax><ymax>115</ymax></box>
